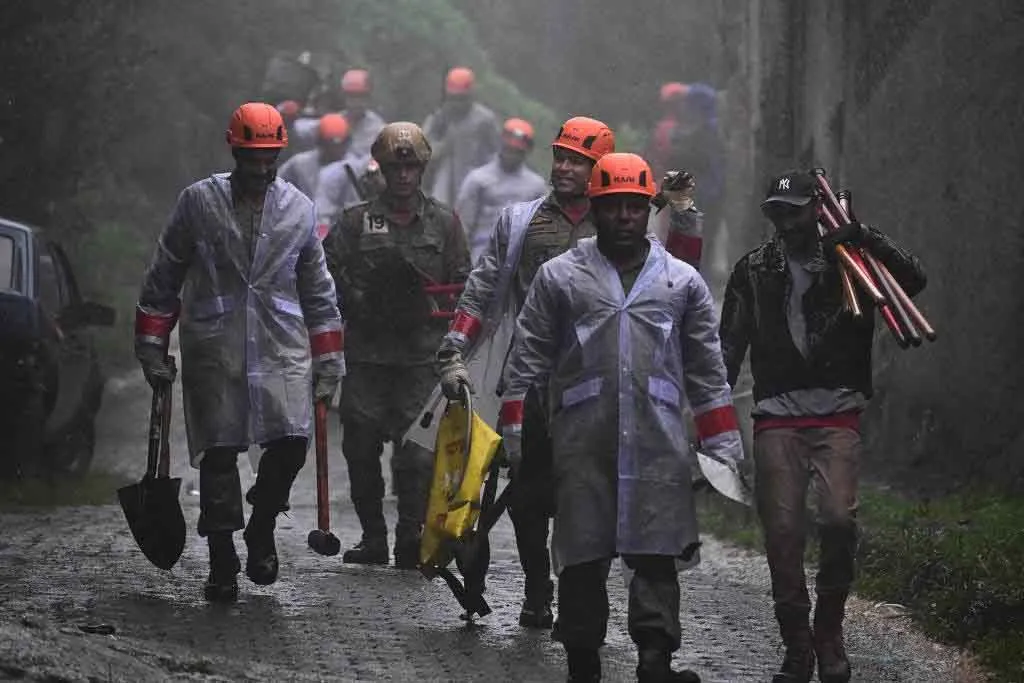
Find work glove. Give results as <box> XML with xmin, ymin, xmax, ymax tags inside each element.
<box><xmin>313</xmin><ymin>354</ymin><xmax>345</xmax><ymax>402</ymax></box>
<box><xmin>652</xmin><ymin>170</ymin><xmax>697</xmax><ymax>211</ymax></box>
<box><xmin>439</xmin><ymin>351</ymin><xmax>472</xmax><ymax>400</ymax></box>
<box><xmin>820</xmin><ymin>221</ymin><xmax>874</xmax><ymax>251</ymax></box>
<box><xmin>500</xmin><ymin>428</ymin><xmax>522</xmax><ymax>477</ymax></box>
<box><xmin>136</xmin><ymin>344</ymin><xmax>176</xmax><ymax>388</ymax></box>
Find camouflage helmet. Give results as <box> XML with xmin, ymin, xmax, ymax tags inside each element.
<box><xmin>371</xmin><ymin>122</ymin><xmax>432</xmax><ymax>165</ymax></box>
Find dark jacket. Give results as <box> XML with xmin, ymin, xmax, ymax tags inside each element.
<box><xmin>720</xmin><ymin>226</ymin><xmax>926</xmax><ymax>402</ymax></box>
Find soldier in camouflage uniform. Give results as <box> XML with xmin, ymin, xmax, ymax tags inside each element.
<box><xmin>435</xmin><ymin>116</ymin><xmax>616</xmax><ymax>628</ymax></box>
<box><xmin>323</xmin><ymin>122</ymin><xmax>471</xmax><ymax>569</ymax></box>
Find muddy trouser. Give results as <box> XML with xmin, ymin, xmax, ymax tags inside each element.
<box><xmin>754</xmin><ymin>426</ymin><xmax>860</xmax><ymax>622</ymax></box>
<box><xmin>508</xmin><ymin>387</ymin><xmax>554</xmax><ymax>603</ymax></box>
<box><xmin>340</xmin><ymin>363</ymin><xmax>436</xmax><ymax>544</ymax></box>
<box><xmin>197</xmin><ymin>436</ymin><xmax>308</xmax><ymax>536</ymax></box>
<box><xmin>553</xmin><ymin>555</ymin><xmax>681</xmax><ymax>651</ymax></box>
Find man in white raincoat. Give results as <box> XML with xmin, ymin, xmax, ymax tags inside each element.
<box><xmin>500</xmin><ymin>153</ymin><xmax>743</xmax><ymax>683</ymax></box>
<box><xmin>134</xmin><ymin>102</ymin><xmax>344</xmax><ymax>603</ymax></box>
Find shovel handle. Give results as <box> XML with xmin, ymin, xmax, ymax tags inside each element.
<box><xmin>157</xmin><ymin>363</ymin><xmax>174</xmax><ymax>478</ymax></box>
<box><xmin>314</xmin><ymin>400</ymin><xmax>330</xmax><ymax>532</ymax></box>
<box><xmin>146</xmin><ymin>386</ymin><xmax>162</xmax><ymax>479</ymax></box>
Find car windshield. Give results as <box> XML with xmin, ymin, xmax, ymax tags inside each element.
<box><xmin>0</xmin><ymin>235</ymin><xmax>15</xmax><ymax>291</ymax></box>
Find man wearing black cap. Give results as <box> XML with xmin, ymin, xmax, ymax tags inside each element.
<box><xmin>719</xmin><ymin>170</ymin><xmax>926</xmax><ymax>683</ymax></box>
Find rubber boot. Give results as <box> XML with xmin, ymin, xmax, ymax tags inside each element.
<box><xmin>343</xmin><ymin>535</ymin><xmax>389</xmax><ymax>565</ymax></box>
<box><xmin>203</xmin><ymin>532</ymin><xmax>240</xmax><ymax>603</ymax></box>
<box><xmin>814</xmin><ymin>591</ymin><xmax>851</xmax><ymax>683</ymax></box>
<box><xmin>520</xmin><ymin>578</ymin><xmax>554</xmax><ymax>629</ymax></box>
<box><xmin>393</xmin><ymin>528</ymin><xmax>421</xmax><ymax>573</ymax></box>
<box><xmin>636</xmin><ymin>650</ymin><xmax>700</xmax><ymax>683</ymax></box>
<box><xmin>243</xmin><ymin>506</ymin><xmax>279</xmax><ymax>585</ymax></box>
<box><xmin>772</xmin><ymin>605</ymin><xmax>815</xmax><ymax>683</ymax></box>
<box><xmin>566</xmin><ymin>647</ymin><xmax>601</xmax><ymax>682</ymax></box>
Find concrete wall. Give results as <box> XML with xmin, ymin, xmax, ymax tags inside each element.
<box><xmin>722</xmin><ymin>1</ymin><xmax>1024</xmax><ymax>492</ymax></box>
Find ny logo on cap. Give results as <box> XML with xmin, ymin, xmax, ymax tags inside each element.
<box><xmin>778</xmin><ymin>178</ymin><xmax>791</xmax><ymax>191</ymax></box>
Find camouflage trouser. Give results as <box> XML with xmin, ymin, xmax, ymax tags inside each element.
<box><xmin>339</xmin><ymin>363</ymin><xmax>436</xmax><ymax>542</ymax></box>
<box><xmin>754</xmin><ymin>426</ymin><xmax>861</xmax><ymax>611</ymax></box>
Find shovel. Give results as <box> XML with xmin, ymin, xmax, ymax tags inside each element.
<box><xmin>307</xmin><ymin>400</ymin><xmax>340</xmax><ymax>556</ymax></box>
<box><xmin>117</xmin><ymin>358</ymin><xmax>186</xmax><ymax>570</ymax></box>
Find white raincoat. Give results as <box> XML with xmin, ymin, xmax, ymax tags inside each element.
<box><xmin>502</xmin><ymin>236</ymin><xmax>742</xmax><ymax>572</ymax></box>
<box><xmin>137</xmin><ymin>174</ymin><xmax>343</xmax><ymax>464</ymax></box>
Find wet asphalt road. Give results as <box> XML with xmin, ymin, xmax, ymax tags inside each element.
<box><xmin>0</xmin><ymin>365</ymin><xmax>980</xmax><ymax>682</ymax></box>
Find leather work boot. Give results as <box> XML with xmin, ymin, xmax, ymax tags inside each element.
<box><xmin>393</xmin><ymin>534</ymin><xmax>421</xmax><ymax>570</ymax></box>
<box><xmin>203</xmin><ymin>533</ymin><xmax>240</xmax><ymax>603</ymax></box>
<box><xmin>519</xmin><ymin>580</ymin><xmax>554</xmax><ymax>628</ymax></box>
<box><xmin>814</xmin><ymin>592</ymin><xmax>851</xmax><ymax>683</ymax></box>
<box><xmin>342</xmin><ymin>536</ymin><xmax>389</xmax><ymax>565</ymax></box>
<box><xmin>565</xmin><ymin>647</ymin><xmax>601</xmax><ymax>682</ymax></box>
<box><xmin>772</xmin><ymin>606</ymin><xmax>815</xmax><ymax>683</ymax></box>
<box><xmin>243</xmin><ymin>510</ymin><xmax>279</xmax><ymax>585</ymax></box>
<box><xmin>636</xmin><ymin>649</ymin><xmax>701</xmax><ymax>683</ymax></box>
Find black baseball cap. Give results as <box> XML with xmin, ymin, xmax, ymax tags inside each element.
<box><xmin>761</xmin><ymin>170</ymin><xmax>817</xmax><ymax>207</ymax></box>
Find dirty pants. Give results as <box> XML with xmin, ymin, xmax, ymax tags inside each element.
<box><xmin>508</xmin><ymin>388</ymin><xmax>554</xmax><ymax>603</ymax></box>
<box><xmin>197</xmin><ymin>436</ymin><xmax>308</xmax><ymax>536</ymax></box>
<box><xmin>340</xmin><ymin>363</ymin><xmax>436</xmax><ymax>544</ymax></box>
<box><xmin>553</xmin><ymin>555</ymin><xmax>681</xmax><ymax>652</ymax></box>
<box><xmin>754</xmin><ymin>426</ymin><xmax>860</xmax><ymax>614</ymax></box>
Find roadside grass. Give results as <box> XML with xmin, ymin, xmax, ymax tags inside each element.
<box><xmin>696</xmin><ymin>487</ymin><xmax>1024</xmax><ymax>682</ymax></box>
<box><xmin>0</xmin><ymin>472</ymin><xmax>131</xmax><ymax>510</ymax></box>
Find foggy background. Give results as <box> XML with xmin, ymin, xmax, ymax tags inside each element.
<box><xmin>1</xmin><ymin>0</ymin><xmax>1022</xmax><ymax>495</ymax></box>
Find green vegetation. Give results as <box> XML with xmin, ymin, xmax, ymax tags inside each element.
<box><xmin>697</xmin><ymin>487</ymin><xmax>1024</xmax><ymax>681</ymax></box>
<box><xmin>0</xmin><ymin>472</ymin><xmax>131</xmax><ymax>510</ymax></box>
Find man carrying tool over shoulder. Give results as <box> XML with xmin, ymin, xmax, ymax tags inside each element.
<box><xmin>435</xmin><ymin>116</ymin><xmax>615</xmax><ymax>628</ymax></box>
<box><xmin>322</xmin><ymin>122</ymin><xmax>471</xmax><ymax>569</ymax></box>
<box><xmin>720</xmin><ymin>170</ymin><xmax>926</xmax><ymax>683</ymax></box>
<box><xmin>501</xmin><ymin>152</ymin><xmax>742</xmax><ymax>682</ymax></box>
<box><xmin>135</xmin><ymin>102</ymin><xmax>344</xmax><ymax>603</ymax></box>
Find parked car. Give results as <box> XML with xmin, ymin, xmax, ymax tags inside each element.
<box><xmin>0</xmin><ymin>217</ymin><xmax>115</xmax><ymax>478</ymax></box>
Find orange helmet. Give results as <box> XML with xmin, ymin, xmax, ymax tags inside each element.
<box><xmin>318</xmin><ymin>114</ymin><xmax>350</xmax><ymax>143</ymax></box>
<box><xmin>660</xmin><ymin>82</ymin><xmax>689</xmax><ymax>103</ymax></box>
<box><xmin>276</xmin><ymin>100</ymin><xmax>301</xmax><ymax>123</ymax></box>
<box><xmin>341</xmin><ymin>69</ymin><xmax>371</xmax><ymax>95</ymax></box>
<box><xmin>588</xmin><ymin>153</ymin><xmax>656</xmax><ymax>199</ymax></box>
<box><xmin>445</xmin><ymin>67</ymin><xmax>475</xmax><ymax>95</ymax></box>
<box><xmin>502</xmin><ymin>118</ymin><xmax>535</xmax><ymax>150</ymax></box>
<box><xmin>552</xmin><ymin>116</ymin><xmax>615</xmax><ymax>161</ymax></box>
<box><xmin>226</xmin><ymin>102</ymin><xmax>288</xmax><ymax>149</ymax></box>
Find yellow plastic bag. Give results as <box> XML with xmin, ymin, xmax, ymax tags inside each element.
<box><xmin>420</xmin><ymin>399</ymin><xmax>502</xmax><ymax>570</ymax></box>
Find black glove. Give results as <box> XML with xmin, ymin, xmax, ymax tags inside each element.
<box><xmin>820</xmin><ymin>221</ymin><xmax>872</xmax><ymax>251</ymax></box>
<box><xmin>136</xmin><ymin>345</ymin><xmax>176</xmax><ymax>388</ymax></box>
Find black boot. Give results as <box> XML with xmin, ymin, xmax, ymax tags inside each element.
<box><xmin>772</xmin><ymin>605</ymin><xmax>815</xmax><ymax>683</ymax></box>
<box><xmin>243</xmin><ymin>508</ymin><xmax>279</xmax><ymax>585</ymax></box>
<box><xmin>520</xmin><ymin>578</ymin><xmax>554</xmax><ymax>628</ymax></box>
<box><xmin>566</xmin><ymin>647</ymin><xmax>601</xmax><ymax>682</ymax></box>
<box><xmin>393</xmin><ymin>531</ymin><xmax>421</xmax><ymax>570</ymax></box>
<box><xmin>636</xmin><ymin>649</ymin><xmax>700</xmax><ymax>683</ymax></box>
<box><xmin>343</xmin><ymin>535</ymin><xmax>389</xmax><ymax>565</ymax></box>
<box><xmin>814</xmin><ymin>591</ymin><xmax>851</xmax><ymax>683</ymax></box>
<box><xmin>203</xmin><ymin>532</ymin><xmax>240</xmax><ymax>603</ymax></box>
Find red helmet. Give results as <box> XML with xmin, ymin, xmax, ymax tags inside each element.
<box><xmin>275</xmin><ymin>100</ymin><xmax>301</xmax><ymax>123</ymax></box>
<box><xmin>552</xmin><ymin>116</ymin><xmax>615</xmax><ymax>161</ymax></box>
<box><xmin>226</xmin><ymin>102</ymin><xmax>287</xmax><ymax>149</ymax></box>
<box><xmin>660</xmin><ymin>82</ymin><xmax>689</xmax><ymax>103</ymax></box>
<box><xmin>445</xmin><ymin>67</ymin><xmax>475</xmax><ymax>95</ymax></box>
<box><xmin>341</xmin><ymin>69</ymin><xmax>371</xmax><ymax>95</ymax></box>
<box><xmin>318</xmin><ymin>114</ymin><xmax>350</xmax><ymax>143</ymax></box>
<box><xmin>502</xmin><ymin>118</ymin><xmax>535</xmax><ymax>150</ymax></box>
<box><xmin>588</xmin><ymin>153</ymin><xmax>656</xmax><ymax>199</ymax></box>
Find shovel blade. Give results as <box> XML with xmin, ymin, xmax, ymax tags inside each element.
<box><xmin>118</xmin><ymin>476</ymin><xmax>186</xmax><ymax>570</ymax></box>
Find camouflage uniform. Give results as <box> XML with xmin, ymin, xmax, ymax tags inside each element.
<box><xmin>323</xmin><ymin>192</ymin><xmax>470</xmax><ymax>549</ymax></box>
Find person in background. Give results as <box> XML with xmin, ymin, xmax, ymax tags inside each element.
<box><xmin>422</xmin><ymin>66</ymin><xmax>501</xmax><ymax>205</ymax></box>
<box><xmin>338</xmin><ymin>68</ymin><xmax>387</xmax><ymax>159</ymax></box>
<box><xmin>455</xmin><ymin>117</ymin><xmax>548</xmax><ymax>263</ymax></box>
